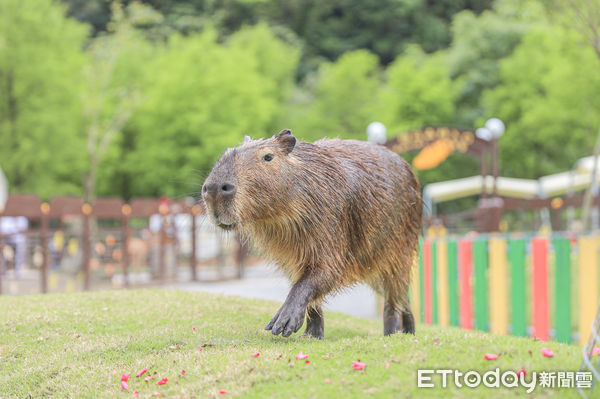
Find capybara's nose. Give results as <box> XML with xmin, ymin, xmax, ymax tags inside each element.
<box><xmin>219</xmin><ymin>183</ymin><xmax>236</xmax><ymax>199</ymax></box>
<box><xmin>202</xmin><ymin>182</ymin><xmax>236</xmax><ymax>200</ymax></box>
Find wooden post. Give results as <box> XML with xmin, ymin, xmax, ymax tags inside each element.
<box><xmin>158</xmin><ymin>202</ymin><xmax>169</xmax><ymax>283</ymax></box>
<box><xmin>82</xmin><ymin>203</ymin><xmax>92</xmax><ymax>290</ymax></box>
<box><xmin>492</xmin><ymin>138</ymin><xmax>499</xmax><ymax>197</ymax></box>
<box><xmin>480</xmin><ymin>151</ymin><xmax>487</xmax><ymax>200</ymax></box>
<box><xmin>190</xmin><ymin>205</ymin><xmax>201</xmax><ymax>281</ymax></box>
<box><xmin>121</xmin><ymin>204</ymin><xmax>131</xmax><ymax>287</ymax></box>
<box><xmin>40</xmin><ymin>202</ymin><xmax>50</xmax><ymax>293</ymax></box>
<box><xmin>235</xmin><ymin>234</ymin><xmax>246</xmax><ymax>279</ymax></box>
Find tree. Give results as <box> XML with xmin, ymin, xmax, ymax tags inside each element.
<box><xmin>82</xmin><ymin>2</ymin><xmax>157</xmax><ymax>201</ymax></box>
<box><xmin>289</xmin><ymin>50</ymin><xmax>381</xmax><ymax>142</ymax></box>
<box><xmin>483</xmin><ymin>26</ymin><xmax>600</xmax><ymax>180</ymax></box>
<box><xmin>557</xmin><ymin>0</ymin><xmax>600</xmax><ymax>231</ymax></box>
<box><xmin>97</xmin><ymin>24</ymin><xmax>299</xmax><ymax>198</ymax></box>
<box><xmin>446</xmin><ymin>0</ymin><xmax>541</xmax><ymax>126</ymax></box>
<box><xmin>0</xmin><ymin>0</ymin><xmax>88</xmax><ymax>198</ymax></box>
<box><xmin>379</xmin><ymin>46</ymin><xmax>456</xmax><ymax>134</ymax></box>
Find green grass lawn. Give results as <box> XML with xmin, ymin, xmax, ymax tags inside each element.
<box><xmin>0</xmin><ymin>289</ymin><xmax>589</xmax><ymax>398</ymax></box>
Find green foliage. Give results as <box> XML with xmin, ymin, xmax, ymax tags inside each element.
<box><xmin>446</xmin><ymin>0</ymin><xmax>539</xmax><ymax>125</ymax></box>
<box><xmin>290</xmin><ymin>50</ymin><xmax>381</xmax><ymax>141</ymax></box>
<box><xmin>3</xmin><ymin>0</ymin><xmax>600</xmax><ymax>214</ymax></box>
<box><xmin>98</xmin><ymin>24</ymin><xmax>299</xmax><ymax>198</ymax></box>
<box><xmin>0</xmin><ymin>0</ymin><xmax>88</xmax><ymax>198</ymax></box>
<box><xmin>484</xmin><ymin>26</ymin><xmax>600</xmax><ymax>179</ymax></box>
<box><xmin>379</xmin><ymin>47</ymin><xmax>456</xmax><ymax>133</ymax></box>
<box><xmin>84</xmin><ymin>2</ymin><xmax>157</xmax><ymax>201</ymax></box>
<box><xmin>63</xmin><ymin>0</ymin><xmax>495</xmax><ymax>77</ymax></box>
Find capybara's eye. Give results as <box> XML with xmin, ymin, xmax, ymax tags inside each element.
<box><xmin>262</xmin><ymin>153</ymin><xmax>274</xmax><ymax>162</ymax></box>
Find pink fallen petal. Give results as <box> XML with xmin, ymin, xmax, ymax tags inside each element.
<box><xmin>413</xmin><ymin>339</ymin><xmax>419</xmax><ymax>343</ymax></box>
<box><xmin>593</xmin><ymin>346</ymin><xmax>600</xmax><ymax>356</ymax></box>
<box><xmin>352</xmin><ymin>361</ymin><xmax>366</xmax><ymax>370</ymax></box>
<box><xmin>219</xmin><ymin>390</ymin><xmax>227</xmax><ymax>394</ymax></box>
<box><xmin>121</xmin><ymin>381</ymin><xmax>129</xmax><ymax>390</ymax></box>
<box><xmin>197</xmin><ymin>347</ymin><xmax>204</xmax><ymax>351</ymax></box>
<box><xmin>324</xmin><ymin>378</ymin><xmax>331</xmax><ymax>383</ymax></box>
<box><xmin>541</xmin><ymin>348</ymin><xmax>554</xmax><ymax>358</ymax></box>
<box><xmin>156</xmin><ymin>377</ymin><xmax>168</xmax><ymax>385</ymax></box>
<box><xmin>305</xmin><ymin>360</ymin><xmax>310</xmax><ymax>364</ymax></box>
<box><xmin>132</xmin><ymin>391</ymin><xmax>139</xmax><ymax>397</ymax></box>
<box><xmin>136</xmin><ymin>367</ymin><xmax>148</xmax><ymax>378</ymax></box>
<box><xmin>484</xmin><ymin>353</ymin><xmax>498</xmax><ymax>361</ymax></box>
<box><xmin>181</xmin><ymin>369</ymin><xmax>186</xmax><ymax>375</ymax></box>
<box><xmin>385</xmin><ymin>363</ymin><xmax>390</xmax><ymax>369</ymax></box>
<box><xmin>517</xmin><ymin>368</ymin><xmax>527</xmax><ymax>377</ymax></box>
<box><xmin>434</xmin><ymin>339</ymin><xmax>439</xmax><ymax>344</ymax></box>
<box><xmin>122</xmin><ymin>373</ymin><xmax>130</xmax><ymax>382</ymax></box>
<box><xmin>192</xmin><ymin>327</ymin><xmax>196</xmax><ymax>332</ymax></box>
<box><xmin>144</xmin><ymin>376</ymin><xmax>153</xmax><ymax>382</ymax></box>
<box><xmin>295</xmin><ymin>351</ymin><xmax>308</xmax><ymax>360</ymax></box>
<box><xmin>250</xmin><ymin>352</ymin><xmax>260</xmax><ymax>358</ymax></box>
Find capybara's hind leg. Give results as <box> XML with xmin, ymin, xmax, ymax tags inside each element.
<box><xmin>383</xmin><ymin>301</ymin><xmax>402</xmax><ymax>336</ymax></box>
<box><xmin>303</xmin><ymin>304</ymin><xmax>324</xmax><ymax>339</ymax></box>
<box><xmin>402</xmin><ymin>308</ymin><xmax>415</xmax><ymax>334</ymax></box>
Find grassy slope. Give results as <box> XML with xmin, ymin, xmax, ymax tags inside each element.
<box><xmin>0</xmin><ymin>290</ymin><xmax>586</xmax><ymax>398</ymax></box>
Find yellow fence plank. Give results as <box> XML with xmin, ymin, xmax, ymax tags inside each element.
<box><xmin>579</xmin><ymin>236</ymin><xmax>599</xmax><ymax>346</ymax></box>
<box><xmin>437</xmin><ymin>240</ymin><xmax>449</xmax><ymax>326</ymax></box>
<box><xmin>489</xmin><ymin>237</ymin><xmax>508</xmax><ymax>335</ymax></box>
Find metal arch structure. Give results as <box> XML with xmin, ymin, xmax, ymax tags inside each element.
<box><xmin>384</xmin><ymin>126</ymin><xmax>492</xmax><ymax>157</ymax></box>
<box><xmin>384</xmin><ymin>126</ymin><xmax>500</xmax><ymax>232</ymax></box>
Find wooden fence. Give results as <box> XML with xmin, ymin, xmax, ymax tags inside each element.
<box><xmin>0</xmin><ymin>195</ymin><xmax>245</xmax><ymax>294</ymax></box>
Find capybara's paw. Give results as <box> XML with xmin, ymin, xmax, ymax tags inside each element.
<box><xmin>265</xmin><ymin>302</ymin><xmax>306</xmax><ymax>337</ymax></box>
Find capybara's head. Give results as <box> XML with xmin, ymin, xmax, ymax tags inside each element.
<box><xmin>202</xmin><ymin>129</ymin><xmax>297</xmax><ymax>231</ymax></box>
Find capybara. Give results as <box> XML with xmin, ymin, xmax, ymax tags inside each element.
<box><xmin>202</xmin><ymin>129</ymin><xmax>422</xmax><ymax>338</ymax></box>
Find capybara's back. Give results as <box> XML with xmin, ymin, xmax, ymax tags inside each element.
<box><xmin>202</xmin><ymin>130</ymin><xmax>422</xmax><ymax>338</ymax></box>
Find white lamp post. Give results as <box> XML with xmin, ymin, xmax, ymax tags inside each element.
<box><xmin>366</xmin><ymin>122</ymin><xmax>387</xmax><ymax>145</ymax></box>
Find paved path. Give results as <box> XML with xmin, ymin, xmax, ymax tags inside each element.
<box><xmin>166</xmin><ymin>264</ymin><xmax>380</xmax><ymax>319</ymax></box>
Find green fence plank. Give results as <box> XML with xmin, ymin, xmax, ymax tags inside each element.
<box><xmin>473</xmin><ymin>239</ymin><xmax>488</xmax><ymax>331</ymax></box>
<box><xmin>419</xmin><ymin>239</ymin><xmax>424</xmax><ymax>323</ymax></box>
<box><xmin>508</xmin><ymin>239</ymin><xmax>527</xmax><ymax>337</ymax></box>
<box><xmin>448</xmin><ymin>240</ymin><xmax>459</xmax><ymax>327</ymax></box>
<box><xmin>432</xmin><ymin>241</ymin><xmax>438</xmax><ymax>325</ymax></box>
<box><xmin>553</xmin><ymin>237</ymin><xmax>571</xmax><ymax>343</ymax></box>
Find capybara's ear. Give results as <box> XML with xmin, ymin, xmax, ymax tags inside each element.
<box><xmin>243</xmin><ymin>135</ymin><xmax>252</xmax><ymax>144</ymax></box>
<box><xmin>274</xmin><ymin>129</ymin><xmax>296</xmax><ymax>154</ymax></box>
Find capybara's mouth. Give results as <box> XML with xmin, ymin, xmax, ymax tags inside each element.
<box><xmin>217</xmin><ymin>222</ymin><xmax>236</xmax><ymax>231</ymax></box>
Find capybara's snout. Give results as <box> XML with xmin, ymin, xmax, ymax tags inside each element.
<box><xmin>202</xmin><ymin>181</ymin><xmax>236</xmax><ymax>203</ymax></box>
<box><xmin>202</xmin><ymin>174</ymin><xmax>238</xmax><ymax>230</ymax></box>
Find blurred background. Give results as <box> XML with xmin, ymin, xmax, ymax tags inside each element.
<box><xmin>2</xmin><ymin>0</ymin><xmax>600</xmax><ymax>343</ymax></box>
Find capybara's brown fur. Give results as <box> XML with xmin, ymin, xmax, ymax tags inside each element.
<box><xmin>202</xmin><ymin>129</ymin><xmax>422</xmax><ymax>338</ymax></box>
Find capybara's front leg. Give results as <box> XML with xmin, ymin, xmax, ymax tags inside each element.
<box><xmin>265</xmin><ymin>274</ymin><xmax>323</xmax><ymax>337</ymax></box>
<box><xmin>303</xmin><ymin>305</ymin><xmax>324</xmax><ymax>339</ymax></box>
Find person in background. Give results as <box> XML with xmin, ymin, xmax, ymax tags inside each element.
<box><xmin>0</xmin><ymin>216</ymin><xmax>29</xmax><ymax>278</ymax></box>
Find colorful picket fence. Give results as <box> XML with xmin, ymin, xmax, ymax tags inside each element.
<box><xmin>410</xmin><ymin>234</ymin><xmax>600</xmax><ymax>346</ymax></box>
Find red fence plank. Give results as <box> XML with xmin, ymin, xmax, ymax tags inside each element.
<box><xmin>458</xmin><ymin>239</ymin><xmax>473</xmax><ymax>330</ymax></box>
<box><xmin>532</xmin><ymin>237</ymin><xmax>549</xmax><ymax>341</ymax></box>
<box><xmin>423</xmin><ymin>239</ymin><xmax>432</xmax><ymax>324</ymax></box>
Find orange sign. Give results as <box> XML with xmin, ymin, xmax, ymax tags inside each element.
<box><xmin>412</xmin><ymin>138</ymin><xmax>455</xmax><ymax>170</ymax></box>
